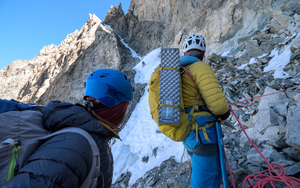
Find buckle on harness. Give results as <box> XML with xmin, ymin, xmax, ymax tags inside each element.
<box><xmin>205</xmin><ymin>117</ymin><xmax>235</xmax><ymax>130</ymax></box>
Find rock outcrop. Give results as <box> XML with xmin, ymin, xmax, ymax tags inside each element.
<box><xmin>0</xmin><ymin>14</ymin><xmax>140</xmax><ymax>105</ymax></box>
<box><xmin>105</xmin><ymin>0</ymin><xmax>300</xmax><ymax>58</ymax></box>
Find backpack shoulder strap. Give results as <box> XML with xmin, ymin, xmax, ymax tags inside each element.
<box><xmin>39</xmin><ymin>127</ymin><xmax>101</xmax><ymax>188</ymax></box>
<box><xmin>180</xmin><ymin>66</ymin><xmax>209</xmax><ymax>142</ymax></box>
<box><xmin>180</xmin><ymin>66</ymin><xmax>200</xmax><ymax>113</ymax></box>
<box><xmin>21</xmin><ymin>127</ymin><xmax>100</xmax><ymax>188</ymax></box>
<box><xmin>181</xmin><ymin>66</ymin><xmax>194</xmax><ymax>82</ymax></box>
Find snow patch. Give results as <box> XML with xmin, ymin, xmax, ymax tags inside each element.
<box><xmin>112</xmin><ymin>48</ymin><xmax>189</xmax><ymax>186</ymax></box>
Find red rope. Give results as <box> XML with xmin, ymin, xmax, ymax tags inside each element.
<box><xmin>231</xmin><ymin>85</ymin><xmax>285</xmax><ymax>113</ymax></box>
<box><xmin>223</xmin><ymin>141</ymin><xmax>236</xmax><ymax>188</ymax></box>
<box><xmin>229</xmin><ymin>85</ymin><xmax>285</xmax><ymax>106</ymax></box>
<box><xmin>233</xmin><ymin>97</ymin><xmax>262</xmax><ymax>113</ymax></box>
<box><xmin>182</xmin><ymin>67</ymin><xmax>195</xmax><ymax>82</ymax></box>
<box><xmin>223</xmin><ymin>85</ymin><xmax>300</xmax><ymax>188</ymax></box>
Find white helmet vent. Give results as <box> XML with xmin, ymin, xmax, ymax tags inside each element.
<box><xmin>182</xmin><ymin>34</ymin><xmax>206</xmax><ymax>53</ymax></box>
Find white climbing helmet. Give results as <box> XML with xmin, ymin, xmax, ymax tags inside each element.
<box><xmin>182</xmin><ymin>34</ymin><xmax>206</xmax><ymax>53</ymax></box>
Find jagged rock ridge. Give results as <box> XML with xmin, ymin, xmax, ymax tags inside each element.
<box><xmin>0</xmin><ymin>14</ymin><xmax>140</xmax><ymax>105</ymax></box>
<box><xmin>105</xmin><ymin>0</ymin><xmax>300</xmax><ymax>58</ymax></box>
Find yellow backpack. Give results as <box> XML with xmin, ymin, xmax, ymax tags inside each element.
<box><xmin>148</xmin><ymin>66</ymin><xmax>191</xmax><ymax>142</ymax></box>
<box><xmin>148</xmin><ymin>65</ymin><xmax>217</xmax><ymax>142</ymax></box>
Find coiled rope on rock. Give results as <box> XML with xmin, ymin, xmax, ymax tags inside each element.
<box><xmin>224</xmin><ymin>85</ymin><xmax>300</xmax><ymax>188</ymax></box>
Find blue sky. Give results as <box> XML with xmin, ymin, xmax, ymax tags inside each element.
<box><xmin>0</xmin><ymin>0</ymin><xmax>131</xmax><ymax>70</ymax></box>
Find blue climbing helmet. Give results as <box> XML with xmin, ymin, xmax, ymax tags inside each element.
<box><xmin>84</xmin><ymin>69</ymin><xmax>134</xmax><ymax>107</ymax></box>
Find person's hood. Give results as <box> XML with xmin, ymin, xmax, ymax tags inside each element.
<box><xmin>180</xmin><ymin>55</ymin><xmax>201</xmax><ymax>66</ymax></box>
<box><xmin>42</xmin><ymin>100</ymin><xmax>115</xmax><ymax>138</ymax></box>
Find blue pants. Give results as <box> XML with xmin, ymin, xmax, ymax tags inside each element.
<box><xmin>183</xmin><ymin>128</ymin><xmax>222</xmax><ymax>188</ymax></box>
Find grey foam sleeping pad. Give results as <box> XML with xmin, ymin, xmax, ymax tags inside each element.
<box><xmin>158</xmin><ymin>48</ymin><xmax>181</xmax><ymax>125</ymax></box>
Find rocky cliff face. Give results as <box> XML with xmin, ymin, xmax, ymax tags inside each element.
<box><xmin>105</xmin><ymin>0</ymin><xmax>300</xmax><ymax>57</ymax></box>
<box><xmin>0</xmin><ymin>14</ymin><xmax>140</xmax><ymax>105</ymax></box>
<box><xmin>1</xmin><ymin>0</ymin><xmax>300</xmax><ymax>187</ymax></box>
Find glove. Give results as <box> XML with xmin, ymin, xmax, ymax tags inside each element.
<box><xmin>218</xmin><ymin>109</ymin><xmax>231</xmax><ymax>120</ymax></box>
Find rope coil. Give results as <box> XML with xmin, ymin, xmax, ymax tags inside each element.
<box><xmin>224</xmin><ymin>85</ymin><xmax>300</xmax><ymax>188</ymax></box>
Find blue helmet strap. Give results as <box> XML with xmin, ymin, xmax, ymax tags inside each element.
<box><xmin>85</xmin><ymin>100</ymin><xmax>108</xmax><ymax>111</ymax></box>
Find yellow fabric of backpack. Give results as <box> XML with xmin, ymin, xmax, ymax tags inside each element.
<box><xmin>148</xmin><ymin>66</ymin><xmax>191</xmax><ymax>142</ymax></box>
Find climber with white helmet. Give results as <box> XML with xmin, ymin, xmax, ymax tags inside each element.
<box><xmin>182</xmin><ymin>34</ymin><xmax>206</xmax><ymax>59</ymax></box>
<box><xmin>180</xmin><ymin>34</ymin><xmax>230</xmax><ymax>188</ymax></box>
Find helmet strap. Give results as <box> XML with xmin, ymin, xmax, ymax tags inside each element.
<box><xmin>85</xmin><ymin>100</ymin><xmax>108</xmax><ymax>111</ymax></box>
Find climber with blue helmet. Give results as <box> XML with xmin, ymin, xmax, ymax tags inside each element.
<box><xmin>49</xmin><ymin>69</ymin><xmax>134</xmax><ymax>188</ymax></box>
<box><xmin>181</xmin><ymin>34</ymin><xmax>230</xmax><ymax>188</ymax></box>
<box><xmin>3</xmin><ymin>69</ymin><xmax>134</xmax><ymax>188</ymax></box>
<box><xmin>81</xmin><ymin>69</ymin><xmax>135</xmax><ymax>187</ymax></box>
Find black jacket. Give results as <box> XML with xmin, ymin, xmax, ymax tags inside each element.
<box><xmin>3</xmin><ymin>101</ymin><xmax>115</xmax><ymax>188</ymax></box>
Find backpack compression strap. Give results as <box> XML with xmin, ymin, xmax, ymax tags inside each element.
<box><xmin>1</xmin><ymin>139</ymin><xmax>21</xmax><ymax>181</ymax></box>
